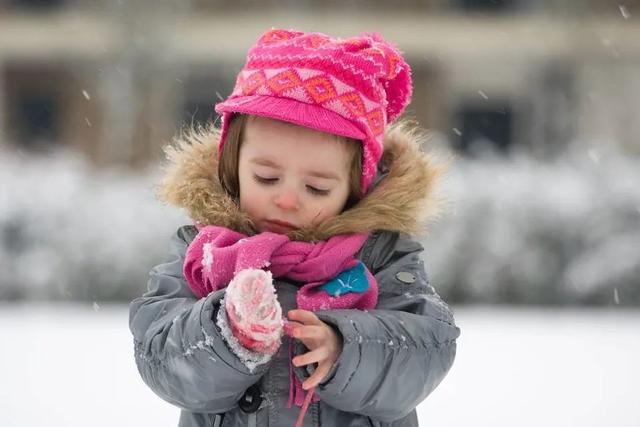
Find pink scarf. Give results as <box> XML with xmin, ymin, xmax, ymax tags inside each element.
<box><xmin>182</xmin><ymin>225</ymin><xmax>378</xmax><ymax>411</ymax></box>
<box><xmin>183</xmin><ymin>225</ymin><xmax>378</xmax><ymax>311</ymax></box>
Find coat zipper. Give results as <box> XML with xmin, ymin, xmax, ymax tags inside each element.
<box><xmin>212</xmin><ymin>413</ymin><xmax>223</xmax><ymax>427</ymax></box>
<box><xmin>248</xmin><ymin>412</ymin><xmax>257</xmax><ymax>427</ymax></box>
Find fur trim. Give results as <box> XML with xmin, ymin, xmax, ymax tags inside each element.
<box><xmin>158</xmin><ymin>120</ymin><xmax>446</xmax><ymax>241</ymax></box>
<box><xmin>158</xmin><ymin>126</ymin><xmax>255</xmax><ymax>234</ymax></box>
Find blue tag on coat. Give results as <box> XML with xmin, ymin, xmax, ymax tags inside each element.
<box><xmin>320</xmin><ymin>262</ymin><xmax>369</xmax><ymax>297</ymax></box>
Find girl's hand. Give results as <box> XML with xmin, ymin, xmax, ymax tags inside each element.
<box><xmin>287</xmin><ymin>309</ymin><xmax>343</xmax><ymax>390</ymax></box>
<box><xmin>225</xmin><ymin>269</ymin><xmax>283</xmax><ymax>354</ymax></box>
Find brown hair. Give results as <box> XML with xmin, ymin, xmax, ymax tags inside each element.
<box><xmin>218</xmin><ymin>114</ymin><xmax>363</xmax><ymax>210</ymax></box>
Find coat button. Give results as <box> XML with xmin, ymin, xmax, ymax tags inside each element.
<box><xmin>238</xmin><ymin>384</ymin><xmax>262</xmax><ymax>413</ymax></box>
<box><xmin>395</xmin><ymin>272</ymin><xmax>416</xmax><ymax>284</ymax></box>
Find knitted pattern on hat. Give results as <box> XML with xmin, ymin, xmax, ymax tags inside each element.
<box><xmin>215</xmin><ymin>28</ymin><xmax>413</xmax><ymax>193</ymax></box>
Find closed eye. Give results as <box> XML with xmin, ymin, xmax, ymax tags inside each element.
<box><xmin>254</xmin><ymin>174</ymin><xmax>329</xmax><ymax>195</ymax></box>
<box><xmin>253</xmin><ymin>174</ymin><xmax>278</xmax><ymax>185</ymax></box>
<box><xmin>306</xmin><ymin>185</ymin><xmax>330</xmax><ymax>196</ymax></box>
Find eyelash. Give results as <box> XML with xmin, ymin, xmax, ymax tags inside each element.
<box><xmin>253</xmin><ymin>175</ymin><xmax>330</xmax><ymax>196</ymax></box>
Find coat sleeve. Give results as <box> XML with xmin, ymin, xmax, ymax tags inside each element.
<box><xmin>128</xmin><ymin>226</ymin><xmax>269</xmax><ymax>413</ymax></box>
<box><xmin>308</xmin><ymin>231</ymin><xmax>460</xmax><ymax>422</ymax></box>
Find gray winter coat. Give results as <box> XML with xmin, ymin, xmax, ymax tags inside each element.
<box><xmin>130</xmin><ymin>226</ymin><xmax>458</xmax><ymax>427</ymax></box>
<box><xmin>129</xmin><ymin>124</ymin><xmax>460</xmax><ymax>426</ymax></box>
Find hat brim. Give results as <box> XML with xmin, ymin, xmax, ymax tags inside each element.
<box><xmin>215</xmin><ymin>95</ymin><xmax>367</xmax><ymax>141</ymax></box>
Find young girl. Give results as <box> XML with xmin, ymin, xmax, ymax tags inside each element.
<box><xmin>129</xmin><ymin>28</ymin><xmax>460</xmax><ymax>427</ymax></box>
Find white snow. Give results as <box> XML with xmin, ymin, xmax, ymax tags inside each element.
<box><xmin>0</xmin><ymin>304</ymin><xmax>638</xmax><ymax>427</ymax></box>
<box><xmin>215</xmin><ymin>300</ymin><xmax>274</xmax><ymax>372</ymax></box>
<box><xmin>419</xmin><ymin>143</ymin><xmax>640</xmax><ymax>304</ymax></box>
<box><xmin>419</xmin><ymin>306</ymin><xmax>640</xmax><ymax>427</ymax></box>
<box><xmin>202</xmin><ymin>242</ymin><xmax>214</xmax><ymax>270</ymax></box>
<box><xmin>0</xmin><ymin>148</ymin><xmax>187</xmax><ymax>301</ymax></box>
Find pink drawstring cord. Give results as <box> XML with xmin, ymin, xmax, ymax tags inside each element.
<box><xmin>286</xmin><ymin>320</ymin><xmax>318</xmax><ymax>426</ymax></box>
<box><xmin>294</xmin><ymin>387</ymin><xmax>316</xmax><ymax>427</ymax></box>
<box><xmin>287</xmin><ymin>337</ymin><xmax>295</xmax><ymax>408</ymax></box>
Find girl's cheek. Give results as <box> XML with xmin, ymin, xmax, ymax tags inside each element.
<box><xmin>311</xmin><ymin>207</ymin><xmax>327</xmax><ymax>224</ymax></box>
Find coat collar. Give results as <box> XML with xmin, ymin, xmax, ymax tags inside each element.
<box><xmin>158</xmin><ymin>121</ymin><xmax>445</xmax><ymax>241</ymax></box>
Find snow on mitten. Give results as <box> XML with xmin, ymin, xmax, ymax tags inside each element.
<box><xmin>224</xmin><ymin>268</ymin><xmax>283</xmax><ymax>355</ymax></box>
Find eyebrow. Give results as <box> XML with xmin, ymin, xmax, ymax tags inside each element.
<box><xmin>250</xmin><ymin>158</ymin><xmax>341</xmax><ymax>181</ymax></box>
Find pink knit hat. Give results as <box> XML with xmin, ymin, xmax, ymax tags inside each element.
<box><xmin>215</xmin><ymin>28</ymin><xmax>413</xmax><ymax>194</ymax></box>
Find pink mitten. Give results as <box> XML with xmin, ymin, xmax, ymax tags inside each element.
<box><xmin>224</xmin><ymin>269</ymin><xmax>283</xmax><ymax>354</ymax></box>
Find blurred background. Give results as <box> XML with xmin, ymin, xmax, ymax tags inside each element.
<box><xmin>0</xmin><ymin>1</ymin><xmax>639</xmax><ymax>426</ymax></box>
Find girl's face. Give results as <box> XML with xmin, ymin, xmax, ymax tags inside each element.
<box><xmin>238</xmin><ymin>116</ymin><xmax>352</xmax><ymax>234</ymax></box>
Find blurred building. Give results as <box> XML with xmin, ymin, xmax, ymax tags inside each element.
<box><xmin>0</xmin><ymin>0</ymin><xmax>639</xmax><ymax>168</ymax></box>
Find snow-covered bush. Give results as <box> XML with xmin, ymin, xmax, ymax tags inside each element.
<box><xmin>0</xmin><ymin>148</ymin><xmax>187</xmax><ymax>302</ymax></box>
<box><xmin>420</xmin><ymin>144</ymin><xmax>640</xmax><ymax>306</ymax></box>
<box><xmin>1</xmin><ymin>143</ymin><xmax>638</xmax><ymax>305</ymax></box>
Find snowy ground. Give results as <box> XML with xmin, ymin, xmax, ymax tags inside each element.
<box><xmin>1</xmin><ymin>304</ymin><xmax>638</xmax><ymax>427</ymax></box>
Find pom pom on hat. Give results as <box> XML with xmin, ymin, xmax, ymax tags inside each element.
<box><xmin>215</xmin><ymin>28</ymin><xmax>413</xmax><ymax>194</ymax></box>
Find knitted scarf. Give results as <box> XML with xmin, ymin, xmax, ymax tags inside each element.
<box><xmin>182</xmin><ymin>225</ymin><xmax>378</xmax><ymax>411</ymax></box>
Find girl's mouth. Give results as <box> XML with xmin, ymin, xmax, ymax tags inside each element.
<box><xmin>263</xmin><ymin>219</ymin><xmax>298</xmax><ymax>233</ymax></box>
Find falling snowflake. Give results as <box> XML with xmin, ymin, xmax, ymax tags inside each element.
<box><xmin>619</xmin><ymin>5</ymin><xmax>631</xmax><ymax>19</ymax></box>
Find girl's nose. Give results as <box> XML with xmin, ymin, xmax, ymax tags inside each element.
<box><xmin>274</xmin><ymin>189</ymin><xmax>299</xmax><ymax>211</ymax></box>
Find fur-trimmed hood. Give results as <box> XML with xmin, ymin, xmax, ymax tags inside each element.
<box><xmin>158</xmin><ymin>121</ymin><xmax>445</xmax><ymax>241</ymax></box>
